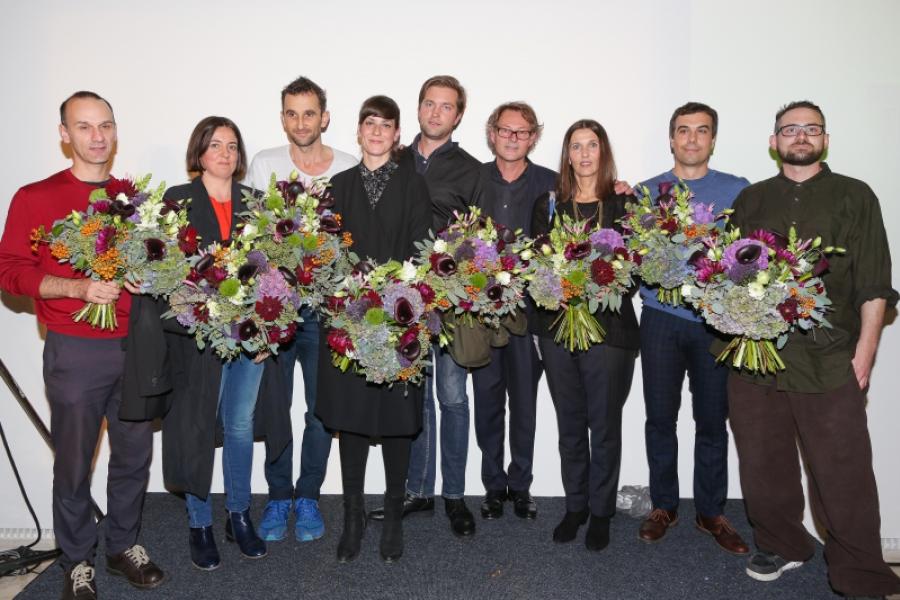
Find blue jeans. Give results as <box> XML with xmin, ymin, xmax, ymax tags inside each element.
<box><xmin>264</xmin><ymin>308</ymin><xmax>332</xmax><ymax>501</ymax></box>
<box><xmin>186</xmin><ymin>354</ymin><xmax>265</xmax><ymax>527</ymax></box>
<box><xmin>406</xmin><ymin>346</ymin><xmax>470</xmax><ymax>499</ymax></box>
<box><xmin>640</xmin><ymin>308</ymin><xmax>729</xmax><ymax>517</ymax></box>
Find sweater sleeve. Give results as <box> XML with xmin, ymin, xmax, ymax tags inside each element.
<box><xmin>0</xmin><ymin>187</ymin><xmax>49</xmax><ymax>298</ymax></box>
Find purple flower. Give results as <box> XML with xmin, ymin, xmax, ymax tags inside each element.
<box><xmin>691</xmin><ymin>202</ymin><xmax>716</xmax><ymax>225</ymax></box>
<box><xmin>472</xmin><ymin>239</ymin><xmax>499</xmax><ymax>269</ymax></box>
<box><xmin>589</xmin><ymin>228</ymin><xmax>624</xmax><ymax>254</ymax></box>
<box><xmin>721</xmin><ymin>239</ymin><xmax>769</xmax><ymax>283</ymax></box>
<box><xmin>564</xmin><ymin>241</ymin><xmax>592</xmax><ymax>261</ymax></box>
<box><xmin>95</xmin><ymin>225</ymin><xmax>118</xmax><ymax>254</ymax></box>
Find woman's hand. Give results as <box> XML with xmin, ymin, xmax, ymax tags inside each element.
<box><xmin>253</xmin><ymin>350</ymin><xmax>271</xmax><ymax>364</ymax></box>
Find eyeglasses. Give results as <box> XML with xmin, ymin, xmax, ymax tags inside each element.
<box><xmin>495</xmin><ymin>126</ymin><xmax>533</xmax><ymax>141</ymax></box>
<box><xmin>776</xmin><ymin>123</ymin><xmax>825</xmax><ymax>137</ymax></box>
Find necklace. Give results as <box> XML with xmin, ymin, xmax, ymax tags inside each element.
<box><xmin>574</xmin><ymin>199</ymin><xmax>601</xmax><ymax>223</ymax></box>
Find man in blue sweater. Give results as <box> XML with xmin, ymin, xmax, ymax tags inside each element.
<box><xmin>638</xmin><ymin>102</ymin><xmax>750</xmax><ymax>556</ymax></box>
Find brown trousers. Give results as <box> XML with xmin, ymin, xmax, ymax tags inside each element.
<box><xmin>728</xmin><ymin>374</ymin><xmax>900</xmax><ymax>597</ymax></box>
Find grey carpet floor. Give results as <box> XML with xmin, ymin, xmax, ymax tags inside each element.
<box><xmin>19</xmin><ymin>493</ymin><xmax>841</xmax><ymax>599</ymax></box>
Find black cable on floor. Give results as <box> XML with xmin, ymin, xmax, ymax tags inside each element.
<box><xmin>0</xmin><ymin>415</ymin><xmax>45</xmax><ymax>575</ymax></box>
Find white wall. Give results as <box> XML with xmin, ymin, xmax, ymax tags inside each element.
<box><xmin>1</xmin><ymin>0</ymin><xmax>898</xmax><ymax>545</ymax></box>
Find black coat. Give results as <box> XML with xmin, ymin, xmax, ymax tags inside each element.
<box><xmin>158</xmin><ymin>178</ymin><xmax>291</xmax><ymax>498</ymax></box>
<box><xmin>529</xmin><ymin>192</ymin><xmax>640</xmax><ymax>351</ymax></box>
<box><xmin>315</xmin><ymin>156</ymin><xmax>432</xmax><ymax>437</ymax></box>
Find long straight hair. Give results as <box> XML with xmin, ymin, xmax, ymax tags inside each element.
<box><xmin>556</xmin><ymin>119</ymin><xmax>616</xmax><ymax>204</ymax></box>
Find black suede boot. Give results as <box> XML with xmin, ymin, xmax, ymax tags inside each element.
<box><xmin>552</xmin><ymin>508</ymin><xmax>589</xmax><ymax>543</ymax></box>
<box><xmin>585</xmin><ymin>514</ymin><xmax>611</xmax><ymax>552</ymax></box>
<box><xmin>337</xmin><ymin>494</ymin><xmax>366</xmax><ymax>563</ymax></box>
<box><xmin>380</xmin><ymin>494</ymin><xmax>404</xmax><ymax>563</ymax></box>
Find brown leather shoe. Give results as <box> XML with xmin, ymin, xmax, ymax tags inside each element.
<box><xmin>695</xmin><ymin>514</ymin><xmax>750</xmax><ymax>555</ymax></box>
<box><xmin>106</xmin><ymin>545</ymin><xmax>165</xmax><ymax>589</ymax></box>
<box><xmin>638</xmin><ymin>508</ymin><xmax>678</xmax><ymax>543</ymax></box>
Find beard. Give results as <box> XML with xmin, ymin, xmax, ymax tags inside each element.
<box><xmin>778</xmin><ymin>143</ymin><xmax>824</xmax><ymax>166</ymax></box>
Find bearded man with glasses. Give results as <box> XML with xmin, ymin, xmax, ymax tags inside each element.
<box><xmin>724</xmin><ymin>100</ymin><xmax>900</xmax><ymax>598</ymax></box>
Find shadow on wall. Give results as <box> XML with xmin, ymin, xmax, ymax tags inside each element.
<box><xmin>1</xmin><ymin>291</ymin><xmax>45</xmax><ymax>340</ymax></box>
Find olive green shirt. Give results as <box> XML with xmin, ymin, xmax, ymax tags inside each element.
<box><xmin>722</xmin><ymin>163</ymin><xmax>898</xmax><ymax>392</ymax></box>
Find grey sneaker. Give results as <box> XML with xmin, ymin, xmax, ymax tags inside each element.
<box><xmin>746</xmin><ymin>550</ymin><xmax>804</xmax><ymax>582</ymax></box>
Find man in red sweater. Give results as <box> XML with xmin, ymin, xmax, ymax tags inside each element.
<box><xmin>0</xmin><ymin>92</ymin><xmax>164</xmax><ymax>600</ymax></box>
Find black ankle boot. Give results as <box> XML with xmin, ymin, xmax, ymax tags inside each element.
<box><xmin>585</xmin><ymin>514</ymin><xmax>611</xmax><ymax>552</ymax></box>
<box><xmin>552</xmin><ymin>508</ymin><xmax>589</xmax><ymax>543</ymax></box>
<box><xmin>337</xmin><ymin>494</ymin><xmax>366</xmax><ymax>563</ymax></box>
<box><xmin>225</xmin><ymin>509</ymin><xmax>267</xmax><ymax>558</ymax></box>
<box><xmin>380</xmin><ymin>494</ymin><xmax>404</xmax><ymax>563</ymax></box>
<box><xmin>189</xmin><ymin>526</ymin><xmax>221</xmax><ymax>570</ymax></box>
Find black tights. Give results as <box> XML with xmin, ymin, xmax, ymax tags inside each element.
<box><xmin>339</xmin><ymin>431</ymin><xmax>412</xmax><ymax>498</ymax></box>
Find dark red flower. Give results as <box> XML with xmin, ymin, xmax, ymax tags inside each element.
<box><xmin>590</xmin><ymin>259</ymin><xmax>616</xmax><ymax>286</ymax></box>
<box><xmin>177</xmin><ymin>225</ymin><xmax>199</xmax><ymax>255</ymax></box>
<box><xmin>564</xmin><ymin>241</ymin><xmax>591</xmax><ymax>261</ymax></box>
<box><xmin>320</xmin><ymin>215</ymin><xmax>341</xmax><ymax>234</ymax></box>
<box><xmin>316</xmin><ymin>192</ymin><xmax>335</xmax><ymax>209</ymax></box>
<box><xmin>326</xmin><ymin>295</ymin><xmax>346</xmax><ymax>312</ymax></box>
<box><xmin>361</xmin><ymin>289</ymin><xmax>383</xmax><ymax>308</ymax></box>
<box><xmin>416</xmin><ymin>282</ymin><xmax>435</xmax><ymax>304</ymax></box>
<box><xmin>486</xmin><ymin>283</ymin><xmax>503</xmax><ymax>301</ymax></box>
<box><xmin>659</xmin><ymin>218</ymin><xmax>678</xmax><ymax>235</ymax></box>
<box><xmin>193</xmin><ymin>303</ymin><xmax>209</xmax><ymax>323</ymax></box>
<box><xmin>94</xmin><ymin>225</ymin><xmax>118</xmax><ymax>254</ymax></box>
<box><xmin>533</xmin><ymin>234</ymin><xmax>552</xmax><ymax>254</ymax></box>
<box><xmin>144</xmin><ymin>238</ymin><xmax>166</xmax><ymax>261</ymax></box>
<box><xmin>91</xmin><ymin>200</ymin><xmax>111</xmax><ymax>214</ymax></box>
<box><xmin>204</xmin><ymin>266</ymin><xmax>228</xmax><ymax>287</ymax></box>
<box><xmin>327</xmin><ymin>328</ymin><xmax>354</xmax><ymax>355</ymax></box>
<box><xmin>255</xmin><ymin>296</ymin><xmax>284</xmax><ymax>321</ymax></box>
<box><xmin>429</xmin><ymin>253</ymin><xmax>457</xmax><ymax>276</ymax></box>
<box><xmin>500</xmin><ymin>255</ymin><xmax>517</xmax><ymax>270</ymax></box>
<box><xmin>811</xmin><ymin>255</ymin><xmax>830</xmax><ymax>277</ymax></box>
<box><xmin>268</xmin><ymin>322</ymin><xmax>298</xmax><ymax>344</ymax></box>
<box><xmin>394</xmin><ymin>297</ymin><xmax>415</xmax><ymax>325</ymax></box>
<box><xmin>276</xmin><ymin>219</ymin><xmax>296</xmax><ymax>236</ymax></box>
<box><xmin>496</xmin><ymin>224</ymin><xmax>517</xmax><ymax>244</ymax></box>
<box><xmin>238</xmin><ymin>319</ymin><xmax>259</xmax><ymax>341</ymax></box>
<box><xmin>631</xmin><ymin>251</ymin><xmax>643</xmax><ymax>266</ymax></box>
<box><xmin>186</xmin><ymin>268</ymin><xmax>203</xmax><ymax>283</ymax></box>
<box><xmin>284</xmin><ymin>181</ymin><xmax>305</xmax><ymax>202</ymax></box>
<box><xmin>397</xmin><ymin>327</ymin><xmax>422</xmax><ymax>361</ymax></box>
<box><xmin>657</xmin><ymin>181</ymin><xmax>675</xmax><ymax>196</ymax></box>
<box><xmin>105</xmin><ymin>177</ymin><xmax>138</xmax><ymax>200</ymax></box>
<box><xmin>777</xmin><ymin>297</ymin><xmax>800</xmax><ymax>323</ymax></box>
<box><xmin>459</xmin><ymin>300</ymin><xmax>474</xmax><ymax>311</ymax></box>
<box><xmin>109</xmin><ymin>200</ymin><xmax>135</xmax><ymax>218</ymax></box>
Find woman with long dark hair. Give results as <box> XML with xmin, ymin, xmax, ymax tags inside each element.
<box><xmin>316</xmin><ymin>96</ymin><xmax>432</xmax><ymax>563</ymax></box>
<box><xmin>530</xmin><ymin>119</ymin><xmax>639</xmax><ymax>551</ymax></box>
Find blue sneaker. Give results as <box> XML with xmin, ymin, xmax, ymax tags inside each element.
<box><xmin>295</xmin><ymin>498</ymin><xmax>325</xmax><ymax>542</ymax></box>
<box><xmin>258</xmin><ymin>499</ymin><xmax>291</xmax><ymax>541</ymax></box>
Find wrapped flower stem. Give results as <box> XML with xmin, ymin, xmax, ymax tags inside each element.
<box><xmin>716</xmin><ymin>336</ymin><xmax>786</xmax><ymax>374</ymax></box>
<box><xmin>72</xmin><ymin>302</ymin><xmax>118</xmax><ymax>330</ymax></box>
<box><xmin>551</xmin><ymin>303</ymin><xmax>606</xmax><ymax>352</ymax></box>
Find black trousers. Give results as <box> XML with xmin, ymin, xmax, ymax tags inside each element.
<box><xmin>472</xmin><ymin>333</ymin><xmax>542</xmax><ymax>493</ymax></box>
<box><xmin>728</xmin><ymin>375</ymin><xmax>900</xmax><ymax>597</ymax></box>
<box><xmin>338</xmin><ymin>431</ymin><xmax>411</xmax><ymax>498</ymax></box>
<box><xmin>43</xmin><ymin>332</ymin><xmax>153</xmax><ymax>569</ymax></box>
<box><xmin>540</xmin><ymin>338</ymin><xmax>635</xmax><ymax>516</ymax></box>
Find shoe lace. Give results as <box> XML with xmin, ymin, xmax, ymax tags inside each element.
<box><xmin>647</xmin><ymin>508</ymin><xmax>673</xmax><ymax>523</ymax></box>
<box><xmin>70</xmin><ymin>562</ymin><xmax>95</xmax><ymax>592</ymax></box>
<box><xmin>123</xmin><ymin>544</ymin><xmax>151</xmax><ymax>567</ymax></box>
<box><xmin>715</xmin><ymin>517</ymin><xmax>738</xmax><ymax>534</ymax></box>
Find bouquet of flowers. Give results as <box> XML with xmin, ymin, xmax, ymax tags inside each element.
<box><xmin>236</xmin><ymin>171</ymin><xmax>353</xmax><ymax>311</ymax></box>
<box><xmin>322</xmin><ymin>259</ymin><xmax>442</xmax><ymax>386</ymax></box>
<box><xmin>32</xmin><ymin>174</ymin><xmax>183</xmax><ymax>330</ymax></box>
<box><xmin>166</xmin><ymin>244</ymin><xmax>303</xmax><ymax>360</ymax></box>
<box><xmin>620</xmin><ymin>181</ymin><xmax>726</xmax><ymax>305</ymax></box>
<box><xmin>682</xmin><ymin>227</ymin><xmax>842</xmax><ymax>374</ymax></box>
<box><xmin>527</xmin><ymin>214</ymin><xmax>637</xmax><ymax>351</ymax></box>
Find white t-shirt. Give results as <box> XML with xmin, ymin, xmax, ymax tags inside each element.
<box><xmin>246</xmin><ymin>144</ymin><xmax>358</xmax><ymax>190</ymax></box>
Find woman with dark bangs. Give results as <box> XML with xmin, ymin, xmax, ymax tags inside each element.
<box><xmin>316</xmin><ymin>95</ymin><xmax>432</xmax><ymax>563</ymax></box>
<box><xmin>530</xmin><ymin>119</ymin><xmax>639</xmax><ymax>552</ymax></box>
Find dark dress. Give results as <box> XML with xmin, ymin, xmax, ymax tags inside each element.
<box><xmin>159</xmin><ymin>177</ymin><xmax>290</xmax><ymax>498</ymax></box>
<box><xmin>315</xmin><ymin>155</ymin><xmax>432</xmax><ymax>437</ymax></box>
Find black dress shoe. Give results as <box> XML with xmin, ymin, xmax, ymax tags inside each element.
<box><xmin>106</xmin><ymin>544</ymin><xmax>165</xmax><ymax>588</ymax></box>
<box><xmin>368</xmin><ymin>493</ymin><xmax>434</xmax><ymax>521</ymax></box>
<box><xmin>188</xmin><ymin>526</ymin><xmax>221</xmax><ymax>570</ymax></box>
<box><xmin>444</xmin><ymin>497</ymin><xmax>476</xmax><ymax>537</ymax></box>
<box><xmin>225</xmin><ymin>509</ymin><xmax>267</xmax><ymax>559</ymax></box>
<box><xmin>552</xmin><ymin>509</ymin><xmax>589</xmax><ymax>543</ymax></box>
<box><xmin>61</xmin><ymin>561</ymin><xmax>96</xmax><ymax>600</ymax></box>
<box><xmin>509</xmin><ymin>489</ymin><xmax>537</xmax><ymax>519</ymax></box>
<box><xmin>481</xmin><ymin>489</ymin><xmax>507</xmax><ymax>519</ymax></box>
<box><xmin>585</xmin><ymin>514</ymin><xmax>611</xmax><ymax>552</ymax></box>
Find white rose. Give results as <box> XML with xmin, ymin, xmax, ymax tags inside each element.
<box><xmin>681</xmin><ymin>283</ymin><xmax>695</xmax><ymax>298</ymax></box>
<box><xmin>433</xmin><ymin>239</ymin><xmax>448</xmax><ymax>253</ymax></box>
<box><xmin>399</xmin><ymin>261</ymin><xmax>417</xmax><ymax>282</ymax></box>
<box><xmin>241</xmin><ymin>224</ymin><xmax>258</xmax><ymax>238</ymax></box>
<box><xmin>496</xmin><ymin>271</ymin><xmax>511</xmax><ymax>285</ymax></box>
<box><xmin>520</xmin><ymin>249</ymin><xmax>533</xmax><ymax>261</ymax></box>
<box><xmin>747</xmin><ymin>282</ymin><xmax>765</xmax><ymax>299</ymax></box>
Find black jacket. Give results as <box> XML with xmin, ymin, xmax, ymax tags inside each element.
<box><xmin>315</xmin><ymin>156</ymin><xmax>432</xmax><ymax>437</ymax></box>
<box><xmin>404</xmin><ymin>139</ymin><xmax>485</xmax><ymax>233</ymax></box>
<box><xmin>529</xmin><ymin>192</ymin><xmax>640</xmax><ymax>352</ymax></box>
<box><xmin>155</xmin><ymin>178</ymin><xmax>291</xmax><ymax>498</ymax></box>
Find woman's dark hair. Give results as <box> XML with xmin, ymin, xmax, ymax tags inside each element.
<box><xmin>556</xmin><ymin>119</ymin><xmax>616</xmax><ymax>203</ymax></box>
<box><xmin>358</xmin><ymin>95</ymin><xmax>402</xmax><ymax>159</ymax></box>
<box><xmin>185</xmin><ymin>116</ymin><xmax>247</xmax><ymax>180</ymax></box>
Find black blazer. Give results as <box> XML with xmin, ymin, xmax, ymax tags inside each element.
<box><xmin>152</xmin><ymin>178</ymin><xmax>291</xmax><ymax>498</ymax></box>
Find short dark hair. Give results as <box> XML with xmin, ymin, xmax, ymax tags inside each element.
<box><xmin>485</xmin><ymin>101</ymin><xmax>543</xmax><ymax>155</ymax></box>
<box><xmin>281</xmin><ymin>76</ymin><xmax>327</xmax><ymax>112</ymax></box>
<box><xmin>358</xmin><ymin>95</ymin><xmax>402</xmax><ymax>160</ymax></box>
<box><xmin>59</xmin><ymin>91</ymin><xmax>114</xmax><ymax>125</ymax></box>
<box><xmin>418</xmin><ymin>75</ymin><xmax>467</xmax><ymax>115</ymax></box>
<box><xmin>185</xmin><ymin>116</ymin><xmax>248</xmax><ymax>181</ymax></box>
<box><xmin>557</xmin><ymin>119</ymin><xmax>617</xmax><ymax>204</ymax></box>
<box><xmin>774</xmin><ymin>100</ymin><xmax>826</xmax><ymax>132</ymax></box>
<box><xmin>668</xmin><ymin>101</ymin><xmax>718</xmax><ymax>138</ymax></box>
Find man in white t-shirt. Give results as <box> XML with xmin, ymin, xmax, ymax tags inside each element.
<box><xmin>246</xmin><ymin>76</ymin><xmax>357</xmax><ymax>544</ymax></box>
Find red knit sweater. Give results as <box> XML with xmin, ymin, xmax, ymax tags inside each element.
<box><xmin>0</xmin><ymin>169</ymin><xmax>131</xmax><ymax>338</ymax></box>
